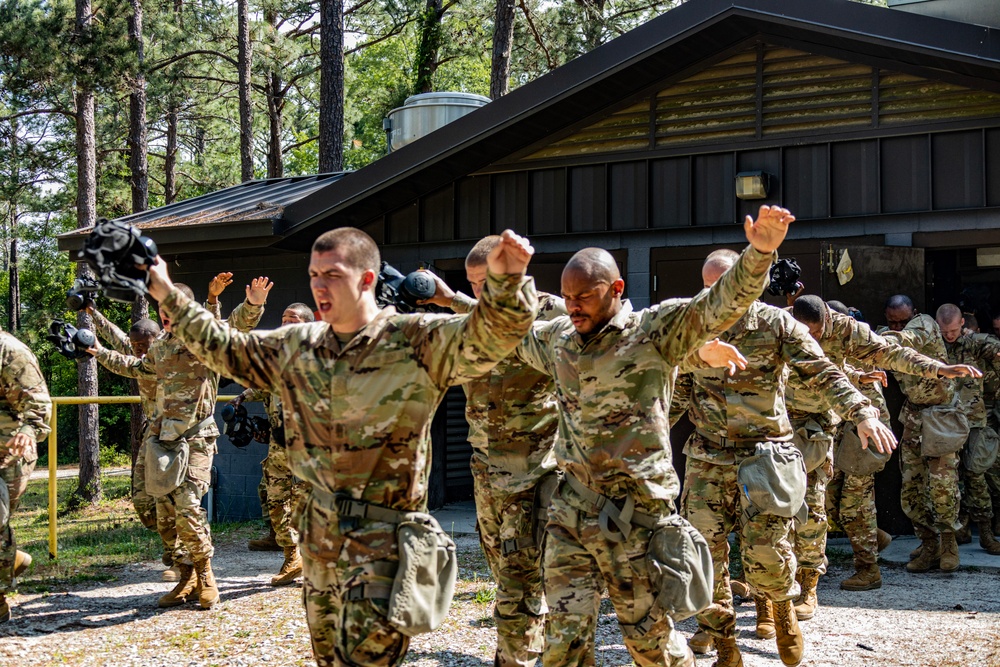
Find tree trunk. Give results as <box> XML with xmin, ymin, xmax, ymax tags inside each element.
<box><xmin>490</xmin><ymin>0</ymin><xmax>516</xmax><ymax>99</ymax></box>
<box><xmin>7</xmin><ymin>233</ymin><xmax>18</xmax><ymax>333</ymax></box>
<box><xmin>237</xmin><ymin>0</ymin><xmax>254</xmax><ymax>181</ymax></box>
<box><xmin>165</xmin><ymin>107</ymin><xmax>177</xmax><ymax>204</ymax></box>
<box><xmin>319</xmin><ymin>0</ymin><xmax>344</xmax><ymax>173</ymax></box>
<box><xmin>414</xmin><ymin>0</ymin><xmax>446</xmax><ymax>94</ymax></box>
<box><xmin>74</xmin><ymin>0</ymin><xmax>101</xmax><ymax>502</ymax></box>
<box><xmin>265</xmin><ymin>9</ymin><xmax>283</xmax><ymax>179</ymax></box>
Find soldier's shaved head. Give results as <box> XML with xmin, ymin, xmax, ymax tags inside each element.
<box><xmin>283</xmin><ymin>302</ymin><xmax>315</xmax><ymax>323</ymax></box>
<box><xmin>792</xmin><ymin>295</ymin><xmax>827</xmax><ymax>325</ymax></box>
<box><xmin>936</xmin><ymin>303</ymin><xmax>962</xmax><ymax>324</ymax></box>
<box><xmin>130</xmin><ymin>318</ymin><xmax>161</xmax><ymax>338</ymax></box>
<box><xmin>884</xmin><ymin>293</ymin><xmax>915</xmax><ymax>332</ymax></box>
<box><xmin>561</xmin><ymin>248</ymin><xmax>624</xmax><ymax>338</ymax></box>
<box><xmin>702</xmin><ymin>249</ymin><xmax>740</xmax><ymax>288</ymax></box>
<box><xmin>936</xmin><ymin>303</ymin><xmax>965</xmax><ymax>343</ymax></box>
<box><xmin>173</xmin><ymin>283</ymin><xmax>196</xmax><ymax>301</ymax></box>
<box><xmin>564</xmin><ymin>248</ymin><xmax>621</xmax><ymax>285</ymax></box>
<box><xmin>465</xmin><ymin>236</ymin><xmax>502</xmax><ymax>268</ymax></box>
<box><xmin>312</xmin><ymin>227</ymin><xmax>380</xmax><ymax>274</ymax></box>
<box><xmin>826</xmin><ymin>300</ymin><xmax>849</xmax><ymax>315</ymax></box>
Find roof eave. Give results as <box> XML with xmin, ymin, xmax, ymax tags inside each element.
<box><xmin>57</xmin><ymin>218</ymin><xmax>282</xmax><ymax>258</ymax></box>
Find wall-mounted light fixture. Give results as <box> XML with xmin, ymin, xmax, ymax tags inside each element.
<box><xmin>735</xmin><ymin>170</ymin><xmax>770</xmax><ymax>200</ymax></box>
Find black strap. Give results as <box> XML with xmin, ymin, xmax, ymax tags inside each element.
<box><xmin>501</xmin><ymin>536</ymin><xmax>535</xmax><ymax>556</ymax></box>
<box><xmin>563</xmin><ymin>473</ymin><xmax>660</xmax><ymax>542</ymax></box>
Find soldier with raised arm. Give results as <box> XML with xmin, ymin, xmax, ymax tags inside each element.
<box><xmin>0</xmin><ymin>327</ymin><xmax>52</xmax><ymax>623</ymax></box>
<box><xmin>88</xmin><ymin>277</ymin><xmax>270</xmax><ymax>609</ymax></box>
<box><xmin>143</xmin><ymin>227</ymin><xmax>538</xmax><ymax>667</ymax></box>
<box><xmin>672</xmin><ymin>261</ymin><xmax>896</xmax><ymax>667</ymax></box>
<box><xmin>788</xmin><ymin>296</ymin><xmax>979</xmax><ymax>594</ymax></box>
<box><xmin>514</xmin><ymin>206</ymin><xmax>796</xmax><ymax>667</ymax></box>
<box><xmin>420</xmin><ymin>236</ymin><xmax>565</xmax><ymax>667</ymax></box>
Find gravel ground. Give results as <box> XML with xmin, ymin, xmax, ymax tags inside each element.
<box><xmin>1</xmin><ymin>534</ymin><xmax>998</xmax><ymax>667</ymax></box>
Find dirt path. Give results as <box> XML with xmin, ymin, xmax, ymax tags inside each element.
<box><xmin>1</xmin><ymin>535</ymin><xmax>998</xmax><ymax>667</ymax></box>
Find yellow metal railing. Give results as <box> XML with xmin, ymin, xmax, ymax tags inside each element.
<box><xmin>46</xmin><ymin>394</ymin><xmax>240</xmax><ymax>559</ymax></box>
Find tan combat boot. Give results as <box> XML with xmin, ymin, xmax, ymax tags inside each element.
<box><xmin>162</xmin><ymin>565</ymin><xmax>182</xmax><ymax>582</ymax></box>
<box><xmin>194</xmin><ymin>558</ymin><xmax>220</xmax><ymax>609</ymax></box>
<box><xmin>876</xmin><ymin>529</ymin><xmax>893</xmax><ymax>553</ymax></box>
<box><xmin>939</xmin><ymin>531</ymin><xmax>960</xmax><ymax>572</ymax></box>
<box><xmin>0</xmin><ymin>594</ymin><xmax>9</xmax><ymax>623</ymax></box>
<box><xmin>840</xmin><ymin>564</ymin><xmax>882</xmax><ymax>591</ymax></box>
<box><xmin>158</xmin><ymin>563</ymin><xmax>197</xmax><ymax>608</ymax></box>
<box><xmin>793</xmin><ymin>568</ymin><xmax>820</xmax><ymax>620</ymax></box>
<box><xmin>755</xmin><ymin>595</ymin><xmax>776</xmax><ymax>639</ymax></box>
<box><xmin>13</xmin><ymin>550</ymin><xmax>32</xmax><ymax>578</ymax></box>
<box><xmin>248</xmin><ymin>522</ymin><xmax>281</xmax><ymax>552</ymax></box>
<box><xmin>270</xmin><ymin>546</ymin><xmax>303</xmax><ymax>586</ymax></box>
<box><xmin>689</xmin><ymin>629</ymin><xmax>713</xmax><ymax>655</ymax></box>
<box><xmin>773</xmin><ymin>599</ymin><xmax>805</xmax><ymax>666</ymax></box>
<box><xmin>711</xmin><ymin>636</ymin><xmax>744</xmax><ymax>667</ymax></box>
<box><xmin>908</xmin><ymin>542</ymin><xmax>924</xmax><ymax>561</ymax></box>
<box><xmin>906</xmin><ymin>535</ymin><xmax>941</xmax><ymax>573</ymax></box>
<box><xmin>978</xmin><ymin>521</ymin><xmax>1000</xmax><ymax>555</ymax></box>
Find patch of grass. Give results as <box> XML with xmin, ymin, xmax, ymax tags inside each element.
<box><xmin>825</xmin><ymin>545</ymin><xmax>854</xmax><ymax>566</ymax></box>
<box><xmin>474</xmin><ymin>584</ymin><xmax>496</xmax><ymax>605</ymax></box>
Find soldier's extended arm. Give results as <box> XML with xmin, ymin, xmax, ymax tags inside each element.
<box><xmin>401</xmin><ymin>271</ymin><xmax>539</xmax><ymax>387</ymax></box>
<box><xmin>837</xmin><ymin>314</ymin><xmax>945</xmax><ymax>378</ymax></box>
<box><xmin>89</xmin><ymin>308</ymin><xmax>132</xmax><ymax>355</ymax></box>
<box><xmin>94</xmin><ymin>346</ymin><xmax>156</xmax><ymax>380</ymax></box>
<box><xmin>669</xmin><ymin>372</ymin><xmax>692</xmax><ymax>428</ymax></box>
<box><xmin>645</xmin><ymin>244</ymin><xmax>775</xmax><ymax>364</ymax></box>
<box><xmin>0</xmin><ymin>342</ymin><xmax>52</xmax><ymax>443</ymax></box>
<box><xmin>225</xmin><ymin>276</ymin><xmax>271</xmax><ymax>332</ymax></box>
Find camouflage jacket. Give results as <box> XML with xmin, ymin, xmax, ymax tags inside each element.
<box><xmin>882</xmin><ymin>314</ymin><xmax>955</xmax><ymax>410</ymax></box>
<box><xmin>943</xmin><ymin>332</ymin><xmax>1000</xmax><ymax>427</ymax></box>
<box><xmin>982</xmin><ymin>333</ymin><xmax>1000</xmax><ymax>411</ymax></box>
<box><xmin>518</xmin><ymin>245</ymin><xmax>776</xmax><ymax>510</ymax></box>
<box><xmin>0</xmin><ymin>332</ymin><xmax>52</xmax><ymax>447</ymax></box>
<box><xmin>96</xmin><ymin>300</ymin><xmax>263</xmax><ymax>442</ymax></box>
<box><xmin>160</xmin><ymin>272</ymin><xmax>538</xmax><ymax>513</ymax></box>
<box><xmin>450</xmin><ymin>291</ymin><xmax>565</xmax><ymax>495</ymax></box>
<box><xmin>91</xmin><ymin>309</ymin><xmax>159</xmax><ymax>420</ymax></box>
<box><xmin>787</xmin><ymin>310</ymin><xmax>944</xmax><ymax>421</ymax></box>
<box><xmin>675</xmin><ymin>301</ymin><xmax>878</xmax><ymax>465</ymax></box>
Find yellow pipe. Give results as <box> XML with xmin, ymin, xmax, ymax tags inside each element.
<box><xmin>45</xmin><ymin>394</ymin><xmax>241</xmax><ymax>559</ymax></box>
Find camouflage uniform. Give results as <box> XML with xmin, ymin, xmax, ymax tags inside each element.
<box><xmin>943</xmin><ymin>333</ymin><xmax>1000</xmax><ymax>524</ymax></box>
<box><xmin>0</xmin><ymin>332</ymin><xmax>52</xmax><ymax>593</ymax></box>
<box><xmin>96</xmin><ymin>299</ymin><xmax>262</xmax><ymax>567</ymax></box>
<box><xmin>983</xmin><ymin>344</ymin><xmax>1000</xmax><ymax>521</ymax></box>
<box><xmin>244</xmin><ymin>388</ymin><xmax>307</xmax><ymax>548</ymax></box>
<box><xmin>90</xmin><ymin>310</ymin><xmax>161</xmax><ymax>533</ymax></box>
<box><xmin>161</xmin><ymin>272</ymin><xmax>537</xmax><ymax>667</ymax></box>
<box><xmin>449</xmin><ymin>290</ymin><xmax>564</xmax><ymax>667</ymax></box>
<box><xmin>673</xmin><ymin>301</ymin><xmax>878</xmax><ymax>639</ymax></box>
<box><xmin>882</xmin><ymin>315</ymin><xmax>959</xmax><ymax>538</ymax></box>
<box><xmin>795</xmin><ymin>310</ymin><xmax>944</xmax><ymax>570</ymax></box>
<box><xmin>518</xmin><ymin>245</ymin><xmax>776</xmax><ymax>667</ymax></box>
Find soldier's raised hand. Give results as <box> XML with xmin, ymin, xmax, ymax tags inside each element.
<box><xmin>487</xmin><ymin>229</ymin><xmax>534</xmax><ymax>277</ymax></box>
<box><xmin>744</xmin><ymin>205</ymin><xmax>795</xmax><ymax>254</ymax></box>
<box><xmin>938</xmin><ymin>364</ymin><xmax>982</xmax><ymax>379</ymax></box>
<box><xmin>856</xmin><ymin>417</ymin><xmax>897</xmax><ymax>455</ymax></box>
<box><xmin>145</xmin><ymin>256</ymin><xmax>174</xmax><ymax>302</ymax></box>
<box><xmin>208</xmin><ymin>272</ymin><xmax>234</xmax><ymax>302</ymax></box>
<box><xmin>247</xmin><ymin>276</ymin><xmax>274</xmax><ymax>306</ymax></box>
<box><xmin>417</xmin><ymin>271</ymin><xmax>457</xmax><ymax>307</ymax></box>
<box><xmin>697</xmin><ymin>338</ymin><xmax>748</xmax><ymax>376</ymax></box>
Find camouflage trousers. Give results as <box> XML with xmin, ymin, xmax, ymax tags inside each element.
<box><xmin>299</xmin><ymin>491</ymin><xmax>408</xmax><ymax>667</ymax></box>
<box><xmin>826</xmin><ymin>470</ymin><xmax>879</xmax><ymax>567</ymax></box>
<box><xmin>153</xmin><ymin>436</ymin><xmax>215</xmax><ymax>565</ymax></box>
<box><xmin>792</xmin><ymin>454</ymin><xmax>833</xmax><ymax>574</ymax></box>
<box><xmin>899</xmin><ymin>405</ymin><xmax>961</xmax><ymax>537</ymax></box>
<box><xmin>544</xmin><ymin>481</ymin><xmax>690</xmax><ymax>667</ymax></box>
<box><xmin>682</xmin><ymin>455</ymin><xmax>798</xmax><ymax>639</ymax></box>
<box><xmin>132</xmin><ymin>438</ymin><xmax>158</xmax><ymax>532</ymax></box>
<box><xmin>257</xmin><ymin>441</ymin><xmax>308</xmax><ymax>548</ymax></box>
<box><xmin>960</xmin><ymin>464</ymin><xmax>994</xmax><ymax>523</ymax></box>
<box><xmin>1</xmin><ymin>448</ymin><xmax>37</xmax><ymax>593</ymax></box>
<box><xmin>472</xmin><ymin>469</ymin><xmax>546</xmax><ymax>667</ymax></box>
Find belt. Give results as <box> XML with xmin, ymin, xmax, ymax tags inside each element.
<box><xmin>561</xmin><ymin>472</ymin><xmax>661</xmax><ymax>542</ymax></box>
<box><xmin>695</xmin><ymin>428</ymin><xmax>759</xmax><ymax>448</ymax></box>
<box><xmin>310</xmin><ymin>487</ymin><xmax>413</xmax><ymax>525</ymax></box>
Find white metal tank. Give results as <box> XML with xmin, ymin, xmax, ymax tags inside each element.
<box><xmin>385</xmin><ymin>92</ymin><xmax>491</xmax><ymax>152</ymax></box>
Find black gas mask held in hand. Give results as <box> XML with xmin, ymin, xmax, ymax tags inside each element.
<box><xmin>47</xmin><ymin>319</ymin><xmax>96</xmax><ymax>360</ymax></box>
<box><xmin>66</xmin><ymin>277</ymin><xmax>101</xmax><ymax>312</ymax></box>
<box><xmin>375</xmin><ymin>262</ymin><xmax>439</xmax><ymax>313</ymax></box>
<box><xmin>77</xmin><ymin>218</ymin><xmax>159</xmax><ymax>302</ymax></box>
<box><xmin>766</xmin><ymin>258</ymin><xmax>803</xmax><ymax>297</ymax></box>
<box><xmin>221</xmin><ymin>404</ymin><xmax>271</xmax><ymax>448</ymax></box>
